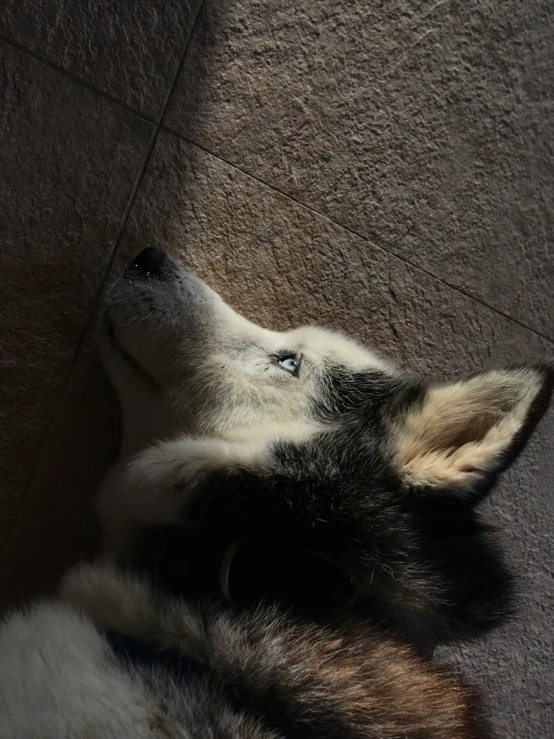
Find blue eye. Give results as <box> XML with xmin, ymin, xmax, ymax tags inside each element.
<box><xmin>278</xmin><ymin>356</ymin><xmax>300</xmax><ymax>375</ymax></box>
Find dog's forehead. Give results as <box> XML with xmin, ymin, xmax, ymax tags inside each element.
<box><xmin>286</xmin><ymin>326</ymin><xmax>389</xmax><ymax>372</ymax></box>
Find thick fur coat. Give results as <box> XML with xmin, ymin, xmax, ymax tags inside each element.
<box><xmin>0</xmin><ymin>247</ymin><xmax>551</xmax><ymax>739</ymax></box>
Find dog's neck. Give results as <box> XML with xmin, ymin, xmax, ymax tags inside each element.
<box><xmin>131</xmin><ymin>524</ymin><xmax>437</xmax><ymax>658</ymax></box>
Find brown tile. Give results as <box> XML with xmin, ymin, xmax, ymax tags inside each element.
<box><xmin>120</xmin><ymin>132</ymin><xmax>552</xmax><ymax>377</ymax></box>
<box><xmin>167</xmin><ymin>0</ymin><xmax>554</xmax><ymax>337</ymax></box>
<box><xmin>0</xmin><ymin>0</ymin><xmax>201</xmax><ymax>117</ymax></box>
<box><xmin>0</xmin><ymin>342</ymin><xmax>120</xmax><ymax>609</ymax></box>
<box><xmin>441</xmin><ymin>409</ymin><xmax>554</xmax><ymax>739</ymax></box>
<box><xmin>0</xmin><ymin>43</ymin><xmax>153</xmax><ymax>550</ymax></box>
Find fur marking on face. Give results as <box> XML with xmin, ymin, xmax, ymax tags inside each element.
<box><xmin>98</xmin><ymin>249</ymin><xmax>553</xmax><ymax>644</ymax></box>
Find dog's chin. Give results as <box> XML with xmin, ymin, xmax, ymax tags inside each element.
<box><xmin>100</xmin><ymin>313</ymin><xmax>161</xmax><ymax>391</ymax></box>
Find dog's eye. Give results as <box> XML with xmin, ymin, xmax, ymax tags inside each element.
<box><xmin>278</xmin><ymin>356</ymin><xmax>300</xmax><ymax>376</ymax></box>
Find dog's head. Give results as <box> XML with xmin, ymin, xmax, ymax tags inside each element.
<box><xmin>99</xmin><ymin>248</ymin><xmax>553</xmax><ymax>646</ymax></box>
<box><xmin>100</xmin><ymin>247</ymin><xmax>394</xmax><ymax>447</ymax></box>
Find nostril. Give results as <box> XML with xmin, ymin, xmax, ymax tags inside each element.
<box><xmin>127</xmin><ymin>247</ymin><xmax>169</xmax><ymax>278</ymax></box>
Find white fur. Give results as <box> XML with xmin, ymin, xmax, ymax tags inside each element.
<box><xmin>98</xmin><ymin>263</ymin><xmax>391</xmax><ymax>555</ymax></box>
<box><xmin>0</xmin><ymin>603</ymin><xmax>157</xmax><ymax>739</ymax></box>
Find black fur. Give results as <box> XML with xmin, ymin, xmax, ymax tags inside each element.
<box><xmin>134</xmin><ymin>364</ymin><xmax>553</xmax><ymax>648</ymax></box>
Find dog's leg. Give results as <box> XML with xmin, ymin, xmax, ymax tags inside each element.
<box><xmin>96</xmin><ymin>436</ymin><xmax>274</xmax><ymax>556</ymax></box>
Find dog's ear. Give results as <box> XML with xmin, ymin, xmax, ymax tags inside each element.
<box><xmin>392</xmin><ymin>365</ymin><xmax>553</xmax><ymax>499</ymax></box>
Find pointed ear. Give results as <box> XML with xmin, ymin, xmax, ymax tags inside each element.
<box><xmin>392</xmin><ymin>365</ymin><xmax>553</xmax><ymax>498</ymax></box>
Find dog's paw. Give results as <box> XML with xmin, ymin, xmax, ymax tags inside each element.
<box><xmin>130</xmin><ymin>436</ymin><xmax>273</xmax><ymax>489</ymax></box>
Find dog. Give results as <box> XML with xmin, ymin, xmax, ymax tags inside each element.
<box><xmin>0</xmin><ymin>247</ymin><xmax>551</xmax><ymax>739</ymax></box>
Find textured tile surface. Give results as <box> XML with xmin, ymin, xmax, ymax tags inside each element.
<box><xmin>0</xmin><ymin>0</ymin><xmax>200</xmax><ymax>117</ymax></box>
<box><xmin>441</xmin><ymin>410</ymin><xmax>554</xmax><ymax>739</ymax></box>
<box><xmin>116</xmin><ymin>131</ymin><xmax>552</xmax><ymax>737</ymax></box>
<box><xmin>0</xmin><ymin>342</ymin><xmax>119</xmax><ymax>609</ymax></box>
<box><xmin>0</xmin><ymin>43</ymin><xmax>153</xmax><ymax>549</ymax></box>
<box><xmin>167</xmin><ymin>0</ymin><xmax>554</xmax><ymax>337</ymax></box>
<box><xmin>122</xmin><ymin>133</ymin><xmax>552</xmax><ymax>375</ymax></box>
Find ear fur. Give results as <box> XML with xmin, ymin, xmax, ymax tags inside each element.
<box><xmin>392</xmin><ymin>364</ymin><xmax>553</xmax><ymax>498</ymax></box>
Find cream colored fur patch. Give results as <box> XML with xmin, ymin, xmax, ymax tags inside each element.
<box><xmin>394</xmin><ymin>368</ymin><xmax>543</xmax><ymax>491</ymax></box>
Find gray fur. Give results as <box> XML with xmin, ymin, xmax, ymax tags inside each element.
<box><xmin>1</xmin><ymin>249</ymin><xmax>551</xmax><ymax>738</ymax></box>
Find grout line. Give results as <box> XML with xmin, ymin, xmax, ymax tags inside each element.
<box><xmin>0</xmin><ymin>0</ymin><xmax>207</xmax><ymax>567</ymax></box>
<box><xmin>161</xmin><ymin>125</ymin><xmax>554</xmax><ymax>347</ymax></box>
<box><xmin>69</xmin><ymin>0</ymin><xmax>207</xmax><ymax>367</ymax></box>
<box><xmin>2</xmin><ymin>27</ymin><xmax>547</xmax><ymax>346</ymax></box>
<box><xmin>0</xmin><ymin>32</ymin><xmax>156</xmax><ymax>125</ymax></box>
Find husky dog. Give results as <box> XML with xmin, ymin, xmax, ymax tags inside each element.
<box><xmin>0</xmin><ymin>247</ymin><xmax>551</xmax><ymax>739</ymax></box>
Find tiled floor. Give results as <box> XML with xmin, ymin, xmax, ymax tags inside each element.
<box><xmin>0</xmin><ymin>1</ymin><xmax>552</xmax><ymax>736</ymax></box>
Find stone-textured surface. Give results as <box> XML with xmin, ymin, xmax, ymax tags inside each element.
<box><xmin>0</xmin><ymin>1</ymin><xmax>552</xmax><ymax>737</ymax></box>
<box><xmin>0</xmin><ymin>341</ymin><xmax>120</xmax><ymax>609</ymax></box>
<box><xmin>0</xmin><ymin>0</ymin><xmax>200</xmax><ymax>117</ymax></box>
<box><xmin>167</xmin><ymin>0</ymin><xmax>554</xmax><ymax>337</ymax></box>
<box><xmin>441</xmin><ymin>410</ymin><xmax>554</xmax><ymax>739</ymax></box>
<box><xmin>0</xmin><ymin>43</ymin><xmax>153</xmax><ymax>552</ymax></box>
<box><xmin>122</xmin><ymin>133</ymin><xmax>552</xmax><ymax>376</ymax></box>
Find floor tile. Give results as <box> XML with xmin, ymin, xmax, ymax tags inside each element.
<box><xmin>0</xmin><ymin>0</ymin><xmax>200</xmax><ymax>117</ymax></box>
<box><xmin>167</xmin><ymin>0</ymin><xmax>554</xmax><ymax>337</ymax></box>
<box><xmin>0</xmin><ymin>342</ymin><xmax>119</xmax><ymax>608</ymax></box>
<box><xmin>441</xmin><ymin>409</ymin><xmax>554</xmax><ymax>739</ymax></box>
<box><xmin>120</xmin><ymin>132</ymin><xmax>552</xmax><ymax>376</ymax></box>
<box><xmin>0</xmin><ymin>42</ymin><xmax>153</xmax><ymax>550</ymax></box>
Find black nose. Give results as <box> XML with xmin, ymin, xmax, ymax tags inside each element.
<box><xmin>127</xmin><ymin>247</ymin><xmax>171</xmax><ymax>278</ymax></box>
